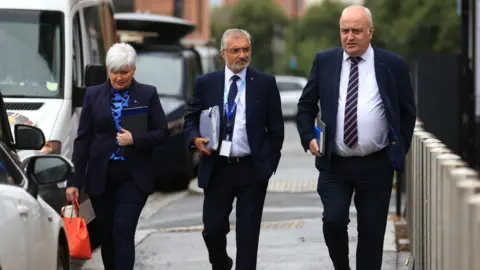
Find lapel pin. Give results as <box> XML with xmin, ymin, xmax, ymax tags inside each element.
<box><xmin>134</xmin><ymin>100</ymin><xmax>138</xmax><ymax>103</ymax></box>
<box><xmin>251</xmin><ymin>77</ymin><xmax>254</xmax><ymax>80</ymax></box>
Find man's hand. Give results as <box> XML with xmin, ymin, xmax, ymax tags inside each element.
<box><xmin>66</xmin><ymin>187</ymin><xmax>79</xmax><ymax>202</ymax></box>
<box><xmin>309</xmin><ymin>138</ymin><xmax>323</xmax><ymax>157</ymax></box>
<box><xmin>117</xmin><ymin>128</ymin><xmax>133</xmax><ymax>146</ymax></box>
<box><xmin>194</xmin><ymin>137</ymin><xmax>211</xmax><ymax>156</ymax></box>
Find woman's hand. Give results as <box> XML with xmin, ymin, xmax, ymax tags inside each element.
<box><xmin>117</xmin><ymin>128</ymin><xmax>133</xmax><ymax>146</ymax></box>
<box><xmin>66</xmin><ymin>187</ymin><xmax>79</xmax><ymax>202</ymax></box>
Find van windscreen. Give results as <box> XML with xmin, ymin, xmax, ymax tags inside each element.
<box><xmin>0</xmin><ymin>10</ymin><xmax>63</xmax><ymax>98</ymax></box>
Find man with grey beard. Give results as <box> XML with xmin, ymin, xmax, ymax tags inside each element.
<box><xmin>184</xmin><ymin>28</ymin><xmax>285</xmax><ymax>270</ymax></box>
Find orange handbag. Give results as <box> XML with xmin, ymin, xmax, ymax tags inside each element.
<box><xmin>61</xmin><ymin>199</ymin><xmax>92</xmax><ymax>260</ymax></box>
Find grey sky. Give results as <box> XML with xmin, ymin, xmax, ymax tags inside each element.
<box><xmin>209</xmin><ymin>0</ymin><xmax>222</xmax><ymax>7</ymax></box>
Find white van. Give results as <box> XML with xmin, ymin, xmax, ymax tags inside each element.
<box><xmin>0</xmin><ymin>0</ymin><xmax>116</xmax><ymax>227</ymax></box>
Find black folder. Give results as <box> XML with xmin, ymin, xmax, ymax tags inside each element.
<box><xmin>121</xmin><ymin>106</ymin><xmax>148</xmax><ymax>133</ymax></box>
<box><xmin>120</xmin><ymin>106</ymin><xmax>148</xmax><ymax>156</ymax></box>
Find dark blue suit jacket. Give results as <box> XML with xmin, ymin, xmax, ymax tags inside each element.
<box><xmin>67</xmin><ymin>79</ymin><xmax>169</xmax><ymax>196</ymax></box>
<box><xmin>296</xmin><ymin>47</ymin><xmax>416</xmax><ymax>172</ymax></box>
<box><xmin>184</xmin><ymin>68</ymin><xmax>285</xmax><ymax>189</ymax></box>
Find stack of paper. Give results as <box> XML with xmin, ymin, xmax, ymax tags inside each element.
<box><xmin>199</xmin><ymin>106</ymin><xmax>220</xmax><ymax>150</ymax></box>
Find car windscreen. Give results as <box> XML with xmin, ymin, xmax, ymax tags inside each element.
<box><xmin>135</xmin><ymin>52</ymin><xmax>183</xmax><ymax>97</ymax></box>
<box><xmin>0</xmin><ymin>10</ymin><xmax>63</xmax><ymax>98</ymax></box>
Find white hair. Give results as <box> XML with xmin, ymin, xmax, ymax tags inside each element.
<box><xmin>106</xmin><ymin>43</ymin><xmax>136</xmax><ymax>72</ymax></box>
<box><xmin>341</xmin><ymin>5</ymin><xmax>373</xmax><ymax>27</ymax></box>
<box><xmin>220</xmin><ymin>28</ymin><xmax>251</xmax><ymax>51</ymax></box>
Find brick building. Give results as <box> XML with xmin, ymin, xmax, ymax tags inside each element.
<box><xmin>305</xmin><ymin>0</ymin><xmax>364</xmax><ymax>6</ymax></box>
<box><xmin>112</xmin><ymin>0</ymin><xmax>211</xmax><ymax>42</ymax></box>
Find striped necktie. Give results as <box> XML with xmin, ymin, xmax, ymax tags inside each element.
<box><xmin>344</xmin><ymin>56</ymin><xmax>362</xmax><ymax>148</ymax></box>
<box><xmin>225</xmin><ymin>75</ymin><xmax>239</xmax><ymax>140</ymax></box>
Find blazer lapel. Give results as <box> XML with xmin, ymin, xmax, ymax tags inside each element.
<box><xmin>245</xmin><ymin>68</ymin><xmax>256</xmax><ymax>122</ymax></box>
<box><xmin>331</xmin><ymin>49</ymin><xmax>343</xmax><ymax>132</ymax></box>
<box><xmin>125</xmin><ymin>79</ymin><xmax>140</xmax><ymax>108</ymax></box>
<box><xmin>216</xmin><ymin>70</ymin><xmax>226</xmax><ymax>135</ymax></box>
<box><xmin>373</xmin><ymin>50</ymin><xmax>394</xmax><ymax>115</ymax></box>
<box><xmin>100</xmin><ymin>81</ymin><xmax>116</xmax><ymax>131</ymax></box>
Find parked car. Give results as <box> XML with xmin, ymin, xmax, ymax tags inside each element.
<box><xmin>275</xmin><ymin>75</ymin><xmax>308</xmax><ymax>119</ymax></box>
<box><xmin>0</xmin><ymin>92</ymin><xmax>75</xmax><ymax>269</ymax></box>
<box><xmin>115</xmin><ymin>12</ymin><xmax>204</xmax><ymax>191</ymax></box>
<box><xmin>0</xmin><ymin>0</ymin><xmax>118</xmax><ymax>241</ymax></box>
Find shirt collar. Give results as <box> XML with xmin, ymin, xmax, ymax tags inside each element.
<box><xmin>343</xmin><ymin>44</ymin><xmax>373</xmax><ymax>63</ymax></box>
<box><xmin>111</xmin><ymin>86</ymin><xmax>130</xmax><ymax>96</ymax></box>
<box><xmin>225</xmin><ymin>66</ymin><xmax>247</xmax><ymax>82</ymax></box>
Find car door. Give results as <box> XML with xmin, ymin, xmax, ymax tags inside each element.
<box><xmin>0</xmin><ymin>143</ymin><xmax>52</xmax><ymax>269</ymax></box>
<box><xmin>0</xmin><ymin>184</ymin><xmax>30</xmax><ymax>270</ymax></box>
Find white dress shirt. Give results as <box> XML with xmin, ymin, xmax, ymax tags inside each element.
<box><xmin>334</xmin><ymin>45</ymin><xmax>389</xmax><ymax>157</ymax></box>
<box><xmin>224</xmin><ymin>66</ymin><xmax>251</xmax><ymax>157</ymax></box>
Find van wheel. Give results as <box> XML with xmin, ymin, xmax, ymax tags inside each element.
<box><xmin>57</xmin><ymin>242</ymin><xmax>70</xmax><ymax>270</ymax></box>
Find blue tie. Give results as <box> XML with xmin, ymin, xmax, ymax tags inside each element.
<box><xmin>344</xmin><ymin>56</ymin><xmax>361</xmax><ymax>148</ymax></box>
<box><xmin>225</xmin><ymin>75</ymin><xmax>240</xmax><ymax>140</ymax></box>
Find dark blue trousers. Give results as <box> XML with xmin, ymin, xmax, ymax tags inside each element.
<box><xmin>318</xmin><ymin>149</ymin><xmax>393</xmax><ymax>270</ymax></box>
<box><xmin>90</xmin><ymin>160</ymin><xmax>147</xmax><ymax>270</ymax></box>
<box><xmin>202</xmin><ymin>157</ymin><xmax>268</xmax><ymax>270</ymax></box>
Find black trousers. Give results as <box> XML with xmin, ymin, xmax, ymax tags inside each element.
<box><xmin>202</xmin><ymin>156</ymin><xmax>268</xmax><ymax>270</ymax></box>
<box><xmin>90</xmin><ymin>160</ymin><xmax>147</xmax><ymax>270</ymax></box>
<box><xmin>318</xmin><ymin>149</ymin><xmax>393</xmax><ymax>270</ymax></box>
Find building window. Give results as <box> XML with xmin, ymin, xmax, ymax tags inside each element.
<box><xmin>197</xmin><ymin>0</ymin><xmax>203</xmax><ymax>32</ymax></box>
<box><xmin>174</xmin><ymin>0</ymin><xmax>184</xmax><ymax>18</ymax></box>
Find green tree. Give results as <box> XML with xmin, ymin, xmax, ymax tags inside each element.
<box><xmin>283</xmin><ymin>0</ymin><xmax>345</xmax><ymax>77</ymax></box>
<box><xmin>230</xmin><ymin>0</ymin><xmax>288</xmax><ymax>73</ymax></box>
<box><xmin>210</xmin><ymin>4</ymin><xmax>234</xmax><ymax>50</ymax></box>
<box><xmin>210</xmin><ymin>0</ymin><xmax>288</xmax><ymax>73</ymax></box>
<box><xmin>371</xmin><ymin>0</ymin><xmax>460</xmax><ymax>60</ymax></box>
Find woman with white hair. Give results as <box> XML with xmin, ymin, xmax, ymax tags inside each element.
<box><xmin>65</xmin><ymin>43</ymin><xmax>169</xmax><ymax>269</ymax></box>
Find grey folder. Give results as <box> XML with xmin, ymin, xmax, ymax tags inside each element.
<box><xmin>200</xmin><ymin>106</ymin><xmax>220</xmax><ymax>150</ymax></box>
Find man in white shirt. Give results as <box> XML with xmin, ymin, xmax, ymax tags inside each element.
<box><xmin>296</xmin><ymin>5</ymin><xmax>416</xmax><ymax>270</ymax></box>
<box><xmin>184</xmin><ymin>29</ymin><xmax>284</xmax><ymax>270</ymax></box>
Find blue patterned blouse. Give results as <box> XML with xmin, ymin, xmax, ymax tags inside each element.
<box><xmin>110</xmin><ymin>87</ymin><xmax>130</xmax><ymax>160</ymax></box>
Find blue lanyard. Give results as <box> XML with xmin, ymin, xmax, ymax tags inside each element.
<box><xmin>223</xmin><ymin>78</ymin><xmax>245</xmax><ymax>121</ymax></box>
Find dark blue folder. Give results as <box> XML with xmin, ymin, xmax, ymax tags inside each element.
<box><xmin>121</xmin><ymin>106</ymin><xmax>148</xmax><ymax>133</ymax></box>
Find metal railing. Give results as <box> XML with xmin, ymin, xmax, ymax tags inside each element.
<box><xmin>406</xmin><ymin>120</ymin><xmax>480</xmax><ymax>270</ymax></box>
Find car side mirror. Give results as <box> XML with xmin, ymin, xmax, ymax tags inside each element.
<box><xmin>14</xmin><ymin>124</ymin><xmax>46</xmax><ymax>150</ymax></box>
<box><xmin>24</xmin><ymin>155</ymin><xmax>73</xmax><ymax>185</ymax></box>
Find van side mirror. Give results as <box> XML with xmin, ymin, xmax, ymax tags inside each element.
<box><xmin>24</xmin><ymin>155</ymin><xmax>73</xmax><ymax>185</ymax></box>
<box><xmin>14</xmin><ymin>124</ymin><xmax>46</xmax><ymax>150</ymax></box>
<box><xmin>72</xmin><ymin>64</ymin><xmax>108</xmax><ymax>107</ymax></box>
<box><xmin>85</xmin><ymin>64</ymin><xmax>107</xmax><ymax>87</ymax></box>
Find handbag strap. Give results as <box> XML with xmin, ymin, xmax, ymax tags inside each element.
<box><xmin>61</xmin><ymin>198</ymin><xmax>80</xmax><ymax>220</ymax></box>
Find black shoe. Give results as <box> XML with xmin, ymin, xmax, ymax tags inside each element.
<box><xmin>227</xmin><ymin>257</ymin><xmax>233</xmax><ymax>270</ymax></box>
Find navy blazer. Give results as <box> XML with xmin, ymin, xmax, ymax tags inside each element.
<box><xmin>296</xmin><ymin>47</ymin><xmax>416</xmax><ymax>172</ymax></box>
<box><xmin>184</xmin><ymin>68</ymin><xmax>285</xmax><ymax>189</ymax></box>
<box><xmin>67</xmin><ymin>79</ymin><xmax>169</xmax><ymax>196</ymax></box>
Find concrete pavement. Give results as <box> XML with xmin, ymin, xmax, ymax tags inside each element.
<box><xmin>78</xmin><ymin>122</ymin><xmax>405</xmax><ymax>269</ymax></box>
<box><xmin>132</xmin><ymin>217</ymin><xmax>397</xmax><ymax>270</ymax></box>
<box><xmin>80</xmin><ymin>215</ymin><xmax>398</xmax><ymax>269</ymax></box>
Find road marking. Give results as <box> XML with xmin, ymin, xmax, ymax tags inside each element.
<box><xmin>141</xmin><ymin>205</ymin><xmax>397</xmax><ymax>228</ymax></box>
<box><xmin>139</xmin><ymin>190</ymin><xmax>189</xmax><ymax>220</ymax></box>
<box><xmin>161</xmin><ymin>219</ymin><xmax>306</xmax><ymax>233</ymax></box>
